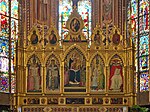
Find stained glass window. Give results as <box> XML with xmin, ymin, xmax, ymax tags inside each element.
<box><xmin>0</xmin><ymin>0</ymin><xmax>18</xmax><ymax>93</ymax></box>
<box><xmin>59</xmin><ymin>0</ymin><xmax>92</xmax><ymax>39</ymax></box>
<box><xmin>140</xmin><ymin>72</ymin><xmax>149</xmax><ymax>92</ymax></box>
<box><xmin>11</xmin><ymin>0</ymin><xmax>18</xmax><ymax>19</ymax></box>
<box><xmin>0</xmin><ymin>0</ymin><xmax>9</xmax><ymax>16</ymax></box>
<box><xmin>78</xmin><ymin>0</ymin><xmax>92</xmax><ymax>39</ymax></box>
<box><xmin>59</xmin><ymin>0</ymin><xmax>73</xmax><ymax>39</ymax></box>
<box><xmin>127</xmin><ymin>0</ymin><xmax>149</xmax><ymax>92</ymax></box>
<box><xmin>0</xmin><ymin>14</ymin><xmax>9</xmax><ymax>93</ymax></box>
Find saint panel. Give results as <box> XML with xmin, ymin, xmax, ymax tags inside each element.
<box><xmin>102</xmin><ymin>0</ymin><xmax>113</xmax><ymax>22</ymax></box>
<box><xmin>109</xmin><ymin>55</ymin><xmax>123</xmax><ymax>92</ymax></box>
<box><xmin>64</xmin><ymin>48</ymin><xmax>86</xmax><ymax>92</ymax></box>
<box><xmin>27</xmin><ymin>55</ymin><xmax>41</xmax><ymax>92</ymax></box>
<box><xmin>90</xmin><ymin>55</ymin><xmax>105</xmax><ymax>91</ymax></box>
<box><xmin>46</xmin><ymin>55</ymin><xmax>60</xmax><ymax>92</ymax></box>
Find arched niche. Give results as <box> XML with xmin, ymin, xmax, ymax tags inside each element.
<box><xmin>27</xmin><ymin>55</ymin><xmax>42</xmax><ymax>92</ymax></box>
<box><xmin>45</xmin><ymin>54</ymin><xmax>60</xmax><ymax>92</ymax></box>
<box><xmin>108</xmin><ymin>54</ymin><xmax>124</xmax><ymax>92</ymax></box>
<box><xmin>64</xmin><ymin>47</ymin><xmax>86</xmax><ymax>92</ymax></box>
<box><xmin>90</xmin><ymin>54</ymin><xmax>105</xmax><ymax>91</ymax></box>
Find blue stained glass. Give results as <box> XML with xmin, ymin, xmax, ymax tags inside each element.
<box><xmin>0</xmin><ymin>43</ymin><xmax>9</xmax><ymax>73</ymax></box>
<box><xmin>0</xmin><ymin>74</ymin><xmax>9</xmax><ymax>93</ymax></box>
<box><xmin>139</xmin><ymin>35</ymin><xmax>149</xmax><ymax>56</ymax></box>
<box><xmin>139</xmin><ymin>56</ymin><xmax>149</xmax><ymax>71</ymax></box>
<box><xmin>0</xmin><ymin>0</ymin><xmax>18</xmax><ymax>93</ymax></box>
<box><xmin>128</xmin><ymin>0</ymin><xmax>149</xmax><ymax>92</ymax></box>
<box><xmin>131</xmin><ymin>0</ymin><xmax>138</xmax><ymax>18</ymax></box>
<box><xmin>140</xmin><ymin>73</ymin><xmax>149</xmax><ymax>92</ymax></box>
<box><xmin>0</xmin><ymin>40</ymin><xmax>9</xmax><ymax>56</ymax></box>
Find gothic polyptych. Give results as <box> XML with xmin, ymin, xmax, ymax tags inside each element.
<box><xmin>21</xmin><ymin>4</ymin><xmax>134</xmax><ymax>112</ymax></box>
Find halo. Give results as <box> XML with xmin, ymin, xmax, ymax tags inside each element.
<box><xmin>2</xmin><ymin>46</ymin><xmax>6</xmax><ymax>50</ymax></box>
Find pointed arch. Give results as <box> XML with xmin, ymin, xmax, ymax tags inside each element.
<box><xmin>27</xmin><ymin>54</ymin><xmax>42</xmax><ymax>92</ymax></box>
<box><xmin>45</xmin><ymin>53</ymin><xmax>61</xmax><ymax>66</ymax></box>
<box><xmin>109</xmin><ymin>54</ymin><xmax>124</xmax><ymax>92</ymax></box>
<box><xmin>46</xmin><ymin>54</ymin><xmax>60</xmax><ymax>92</ymax></box>
<box><xmin>90</xmin><ymin>54</ymin><xmax>105</xmax><ymax>91</ymax></box>
<box><xmin>89</xmin><ymin>53</ymin><xmax>105</xmax><ymax>65</ymax></box>
<box><xmin>63</xmin><ymin>45</ymin><xmax>87</xmax><ymax>61</ymax></box>
<box><xmin>27</xmin><ymin>54</ymin><xmax>41</xmax><ymax>66</ymax></box>
<box><xmin>109</xmin><ymin>54</ymin><xmax>123</xmax><ymax>66</ymax></box>
<box><xmin>64</xmin><ymin>46</ymin><xmax>86</xmax><ymax>88</ymax></box>
<box><xmin>107</xmin><ymin>54</ymin><xmax>124</xmax><ymax>66</ymax></box>
<box><xmin>46</xmin><ymin>54</ymin><xmax>60</xmax><ymax>68</ymax></box>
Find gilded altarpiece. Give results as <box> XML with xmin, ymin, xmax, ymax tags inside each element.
<box><xmin>17</xmin><ymin>6</ymin><xmax>135</xmax><ymax>112</ymax></box>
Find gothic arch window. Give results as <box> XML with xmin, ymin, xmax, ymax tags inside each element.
<box><xmin>59</xmin><ymin>0</ymin><xmax>73</xmax><ymax>39</ymax></box>
<box><xmin>78</xmin><ymin>0</ymin><xmax>92</xmax><ymax>38</ymax></box>
<box><xmin>0</xmin><ymin>0</ymin><xmax>19</xmax><ymax>93</ymax></box>
<box><xmin>127</xmin><ymin>0</ymin><xmax>149</xmax><ymax>92</ymax></box>
<box><xmin>58</xmin><ymin>0</ymin><xmax>92</xmax><ymax>39</ymax></box>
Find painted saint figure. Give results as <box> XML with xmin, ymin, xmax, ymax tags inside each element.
<box><xmin>31</xmin><ymin>31</ymin><xmax>38</xmax><ymax>45</ymax></box>
<box><xmin>46</xmin><ymin>59</ymin><xmax>59</xmax><ymax>90</ymax></box>
<box><xmin>0</xmin><ymin>44</ymin><xmax>9</xmax><ymax>72</ymax></box>
<box><xmin>91</xmin><ymin>64</ymin><xmax>105</xmax><ymax>90</ymax></box>
<box><xmin>94</xmin><ymin>30</ymin><xmax>101</xmax><ymax>45</ymax></box>
<box><xmin>64</xmin><ymin>49</ymin><xmax>86</xmax><ymax>88</ymax></box>
<box><xmin>103</xmin><ymin>0</ymin><xmax>112</xmax><ymax>21</ymax></box>
<box><xmin>28</xmin><ymin>57</ymin><xmax>41</xmax><ymax>91</ymax></box>
<box><xmin>70</xmin><ymin>18</ymin><xmax>80</xmax><ymax>32</ymax></box>
<box><xmin>49</xmin><ymin>30</ymin><xmax>57</xmax><ymax>44</ymax></box>
<box><xmin>69</xmin><ymin>53</ymin><xmax>81</xmax><ymax>84</ymax></box>
<box><xmin>110</xmin><ymin>68</ymin><xmax>122</xmax><ymax>90</ymax></box>
<box><xmin>91</xmin><ymin>65</ymin><xmax>98</xmax><ymax>89</ymax></box>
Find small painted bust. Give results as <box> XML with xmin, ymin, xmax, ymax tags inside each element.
<box><xmin>112</xmin><ymin>30</ymin><xmax>120</xmax><ymax>45</ymax></box>
<box><xmin>49</xmin><ymin>30</ymin><xmax>57</xmax><ymax>45</ymax></box>
<box><xmin>94</xmin><ymin>30</ymin><xmax>101</xmax><ymax>45</ymax></box>
<box><xmin>31</xmin><ymin>30</ymin><xmax>38</xmax><ymax>45</ymax></box>
<box><xmin>70</xmin><ymin>18</ymin><xmax>80</xmax><ymax>32</ymax></box>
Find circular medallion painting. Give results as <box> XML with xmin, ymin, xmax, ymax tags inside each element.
<box><xmin>70</xmin><ymin>18</ymin><xmax>80</xmax><ymax>32</ymax></box>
